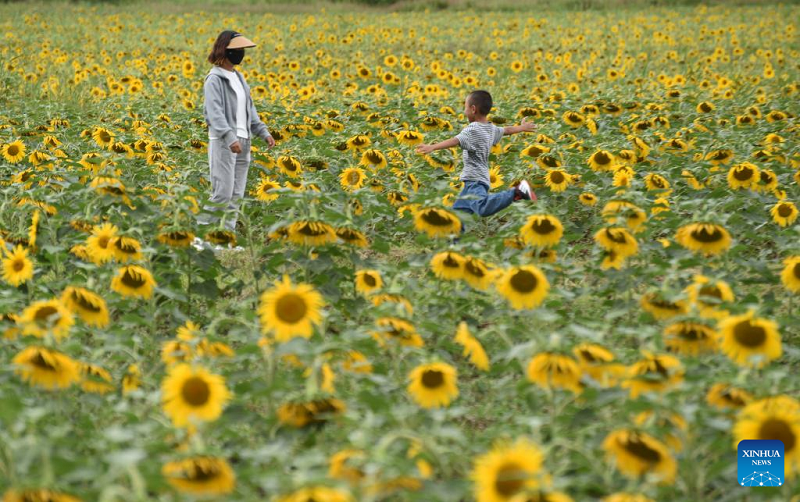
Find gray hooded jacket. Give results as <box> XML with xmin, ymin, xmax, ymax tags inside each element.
<box><xmin>203</xmin><ymin>66</ymin><xmax>272</xmax><ymax>147</ymax></box>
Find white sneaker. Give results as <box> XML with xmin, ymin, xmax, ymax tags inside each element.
<box><xmin>516</xmin><ymin>180</ymin><xmax>537</xmax><ymax>201</ymax></box>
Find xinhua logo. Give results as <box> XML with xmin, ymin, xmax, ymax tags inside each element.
<box><xmin>738</xmin><ymin>439</ymin><xmax>784</xmax><ymax>487</ymax></box>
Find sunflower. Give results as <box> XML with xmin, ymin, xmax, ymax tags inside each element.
<box><xmin>110</xmin><ymin>236</ymin><xmax>143</xmax><ymax>263</ymax></box>
<box><xmin>161</xmin><ymin>363</ymin><xmax>231</xmax><ymax>427</ymax></box>
<box><xmin>602</xmin><ymin>429</ymin><xmax>676</xmax><ymax>484</ymax></box>
<box><xmin>562</xmin><ymin>111</ymin><xmax>585</xmax><ymax>127</ymax></box>
<box><xmin>278</xmin><ymin>486</ymin><xmax>353</xmax><ymax>502</ymax></box>
<box><xmin>621</xmin><ymin>352</ymin><xmax>684</xmax><ymax>398</ymax></box>
<box><xmin>205</xmin><ymin>229</ymin><xmax>237</xmax><ymax>246</ymax></box>
<box><xmin>430</xmin><ymin>251</ymin><xmax>465</xmax><ymax>280</ymax></box>
<box><xmin>162</xmin><ymin>456</ymin><xmax>236</xmax><ymax>496</ymax></box>
<box><xmin>781</xmin><ymin>256</ymin><xmax>800</xmax><ymax>292</ymax></box>
<box><xmin>18</xmin><ymin>298</ymin><xmax>74</xmax><ymax>340</ymax></box>
<box><xmin>472</xmin><ymin>438</ymin><xmax>545</xmax><ymax>502</ymax></box>
<box><xmin>355</xmin><ymin>269</ymin><xmax>383</xmax><ymax>296</ymax></box>
<box><xmin>519</xmin><ymin>214</ymin><xmax>563</xmax><ymax>248</ymax></box>
<box><xmin>336</xmin><ymin>227</ymin><xmax>369</xmax><ymax>247</ymax></box>
<box><xmin>706</xmin><ymin>383</ymin><xmax>752</xmax><ymax>410</ymax></box>
<box><xmin>407</xmin><ymin>362</ymin><xmax>458</xmax><ymax>409</ymax></box>
<box><xmin>277</xmin><ymin>398</ymin><xmax>346</xmax><ymax>428</ymax></box>
<box><xmin>578</xmin><ymin>192</ymin><xmax>597</xmax><ymax>206</ymax></box>
<box><xmin>413</xmin><ymin>207</ymin><xmax>462</xmax><ymax>238</ymax></box>
<box><xmin>663</xmin><ymin>321</ymin><xmax>717</xmax><ymax>355</ymax></box>
<box><xmin>79</xmin><ymin>362</ymin><xmax>114</xmax><ymax>394</ymax></box>
<box><xmin>675</xmin><ymin>223</ymin><xmax>731</xmax><ymax>255</ymax></box>
<box><xmin>12</xmin><ymin>346</ymin><xmax>80</xmax><ymax>390</ymax></box>
<box><xmin>685</xmin><ymin>275</ymin><xmax>734</xmax><ymax>319</ymax></box>
<box><xmin>86</xmin><ymin>222</ymin><xmax>119</xmax><ymax>264</ymax></box>
<box><xmin>573</xmin><ymin>343</ymin><xmax>624</xmax><ymax>387</ymax></box>
<box><xmin>122</xmin><ymin>364</ymin><xmax>141</xmax><ymax>395</ymax></box>
<box><xmin>717</xmin><ymin>311</ymin><xmax>782</xmax><ymax>368</ymax></box>
<box><xmin>286</xmin><ymin>220</ymin><xmax>337</xmax><ymax>247</ymax></box>
<box><xmin>544</xmin><ymin>169</ymin><xmax>571</xmax><ymax>192</ymax></box>
<box><xmin>462</xmin><ymin>256</ymin><xmax>496</xmax><ymax>291</ymax></box>
<box><xmin>373</xmin><ymin>317</ymin><xmax>423</xmax><ymax>347</ymax></box>
<box><xmin>370</xmin><ymin>293</ymin><xmax>414</xmax><ymax>315</ymax></box>
<box><xmin>360</xmin><ymin>149</ymin><xmax>388</xmax><ymax>170</ymax></box>
<box><xmin>92</xmin><ymin>127</ymin><xmax>115</xmax><ymax>148</ymax></box>
<box><xmin>771</xmin><ymin>201</ymin><xmax>798</xmax><ymax>227</ymax></box>
<box><xmin>61</xmin><ymin>286</ymin><xmax>109</xmax><ymax>328</ymax></box>
<box><xmin>640</xmin><ymin>292</ymin><xmax>688</xmax><ymax>320</ymax></box>
<box><xmin>258</xmin><ymin>275</ymin><xmax>324</xmax><ymax>342</ymax></box>
<box><xmin>396</xmin><ymin>130</ymin><xmax>424</xmax><ymax>146</ymax></box>
<box><xmin>520</xmin><ymin>144</ymin><xmax>550</xmax><ymax>159</ymax></box>
<box><xmin>254</xmin><ymin>178</ymin><xmax>281</xmax><ymax>202</ymax></box>
<box><xmin>601</xmin><ymin>201</ymin><xmax>646</xmax><ymax>232</ymax></box>
<box><xmin>1</xmin><ymin>245</ymin><xmax>33</xmax><ymax>286</ymax></box>
<box><xmin>704</xmin><ymin>149</ymin><xmax>734</xmax><ymax>166</ymax></box>
<box><xmin>2</xmin><ymin>489</ymin><xmax>81</xmax><ymax>502</ymax></box>
<box><xmin>696</xmin><ymin>101</ymin><xmax>715</xmax><ymax>113</ymax></box>
<box><xmin>277</xmin><ymin>155</ymin><xmax>303</xmax><ymax>177</ymax></box>
<box><xmin>588</xmin><ymin>150</ymin><xmax>615</xmax><ymax>171</ymax></box>
<box><xmin>727</xmin><ymin>163</ymin><xmax>759</xmax><ymax>190</ymax></box>
<box><xmin>454</xmin><ymin>322</ymin><xmax>490</xmax><ymax>371</ymax></box>
<box><xmin>2</xmin><ymin>140</ymin><xmax>27</xmax><ymax>163</ymax></box>
<box><xmin>526</xmin><ymin>352</ymin><xmax>582</xmax><ymax>393</ymax></box>
<box><xmin>496</xmin><ymin>266</ymin><xmax>549</xmax><ymax>310</ymax></box>
<box><xmin>594</xmin><ymin>227</ymin><xmax>638</xmax><ymax>258</ymax></box>
<box><xmin>339</xmin><ymin>167</ymin><xmax>367</xmax><ymax>191</ymax></box>
<box><xmin>111</xmin><ymin>265</ymin><xmax>156</xmax><ymax>299</ymax></box>
<box><xmin>733</xmin><ymin>396</ymin><xmax>800</xmax><ymax>477</ymax></box>
<box><xmin>329</xmin><ymin>449</ymin><xmax>366</xmax><ymax>484</ymax></box>
<box><xmin>154</xmin><ymin>229</ymin><xmax>192</xmax><ymax>248</ymax></box>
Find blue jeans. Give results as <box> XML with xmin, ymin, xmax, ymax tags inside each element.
<box><xmin>452</xmin><ymin>180</ymin><xmax>516</xmax><ymax>234</ymax></box>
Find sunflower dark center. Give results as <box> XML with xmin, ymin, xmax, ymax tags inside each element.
<box><xmin>733</xmin><ymin>167</ymin><xmax>754</xmax><ymax>181</ymax></box>
<box><xmin>541</xmin><ymin>157</ymin><xmax>559</xmax><ymax>167</ymax></box>
<box><xmin>579</xmin><ymin>349</ymin><xmax>597</xmax><ymax>362</ymax></box>
<box><xmin>651</xmin><ymin>176</ymin><xmax>665</xmax><ymax>187</ymax></box>
<box><xmin>690</xmin><ymin>226</ymin><xmax>723</xmax><ymax>243</ymax></box>
<box><xmin>621</xmin><ymin>436</ymin><xmax>662</xmax><ymax>463</ymax></box>
<box><xmin>605</xmin><ymin>229</ymin><xmax>628</xmax><ymax>244</ymax></box>
<box><xmin>531</xmin><ymin>219</ymin><xmax>556</xmax><ymax>234</ymax></box>
<box><xmin>73</xmin><ymin>292</ymin><xmax>102</xmax><ymax>312</ymax></box>
<box><xmin>297</xmin><ymin>223</ymin><xmax>328</xmax><ymax>237</ymax></box>
<box><xmin>699</xmin><ymin>286</ymin><xmax>723</xmax><ymax>300</ymax></box>
<box><xmin>464</xmin><ymin>260</ymin><xmax>484</xmax><ymax>278</ymax></box>
<box><xmin>121</xmin><ymin>270</ymin><xmax>146</xmax><ymax>289</ymax></box>
<box><xmin>363</xmin><ymin>274</ymin><xmax>377</xmax><ymax>287</ymax></box>
<box><xmin>677</xmin><ymin>326</ymin><xmax>703</xmax><ymax>341</ymax></box>
<box><xmin>366</xmin><ymin>151</ymin><xmax>382</xmax><ymax>163</ymax></box>
<box><xmin>275</xmin><ymin>293</ymin><xmax>307</xmax><ymax>324</ymax></box>
<box><xmin>549</xmin><ymin>171</ymin><xmax>565</xmax><ymax>183</ymax></box>
<box><xmin>510</xmin><ymin>270</ymin><xmax>538</xmax><ymax>293</ymax></box>
<box><xmin>346</xmin><ymin>171</ymin><xmax>361</xmax><ymax>184</ymax></box>
<box><xmin>421</xmin><ymin>370</ymin><xmax>444</xmax><ymax>388</ymax></box>
<box><xmin>421</xmin><ymin>209</ymin><xmax>454</xmax><ymax>227</ymax></box>
<box><xmin>12</xmin><ymin>259</ymin><xmax>25</xmax><ymax>272</ymax></box>
<box><xmin>8</xmin><ymin>145</ymin><xmax>19</xmax><ymax>156</ymax></box>
<box><xmin>777</xmin><ymin>204</ymin><xmax>793</xmax><ymax>217</ymax></box>
<box><xmin>733</xmin><ymin>320</ymin><xmax>766</xmax><ymax>347</ymax></box>
<box><xmin>793</xmin><ymin>263</ymin><xmax>800</xmax><ymax>280</ymax></box>
<box><xmin>593</xmin><ymin>152</ymin><xmax>610</xmax><ymax>164</ymax></box>
<box><xmin>98</xmin><ymin>236</ymin><xmax>110</xmax><ymax>248</ymax></box>
<box><xmin>34</xmin><ymin>306</ymin><xmax>58</xmax><ymax>322</ymax></box>
<box><xmin>443</xmin><ymin>254</ymin><xmax>460</xmax><ymax>268</ymax></box>
<box><xmin>181</xmin><ymin>377</ymin><xmax>210</xmax><ymax>407</ymax></box>
<box><xmin>115</xmin><ymin>239</ymin><xmax>137</xmax><ymax>253</ymax></box>
<box><xmin>188</xmin><ymin>461</ymin><xmax>219</xmax><ymax>481</ymax></box>
<box><xmin>759</xmin><ymin>419</ymin><xmax>796</xmax><ymax>452</ymax></box>
<box><xmin>721</xmin><ymin>390</ymin><xmax>746</xmax><ymax>407</ymax></box>
<box><xmin>494</xmin><ymin>463</ymin><xmax>526</xmax><ymax>497</ymax></box>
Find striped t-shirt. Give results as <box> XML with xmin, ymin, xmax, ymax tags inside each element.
<box><xmin>455</xmin><ymin>121</ymin><xmax>505</xmax><ymax>187</ymax></box>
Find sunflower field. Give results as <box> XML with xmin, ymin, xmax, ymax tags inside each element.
<box><xmin>0</xmin><ymin>2</ymin><xmax>799</xmax><ymax>501</ymax></box>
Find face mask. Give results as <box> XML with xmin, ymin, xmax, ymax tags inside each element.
<box><xmin>225</xmin><ymin>49</ymin><xmax>244</xmax><ymax>65</ymax></box>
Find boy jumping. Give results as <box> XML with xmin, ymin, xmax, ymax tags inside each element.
<box><xmin>416</xmin><ymin>90</ymin><xmax>537</xmax><ymax>232</ymax></box>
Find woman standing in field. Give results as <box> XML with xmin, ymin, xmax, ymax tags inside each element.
<box><xmin>194</xmin><ymin>30</ymin><xmax>275</xmax><ymax>251</ymax></box>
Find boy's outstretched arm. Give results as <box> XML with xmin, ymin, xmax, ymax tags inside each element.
<box><xmin>503</xmin><ymin>120</ymin><xmax>537</xmax><ymax>136</ymax></box>
<box><xmin>415</xmin><ymin>136</ymin><xmax>459</xmax><ymax>155</ymax></box>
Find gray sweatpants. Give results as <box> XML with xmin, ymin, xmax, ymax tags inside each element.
<box><xmin>198</xmin><ymin>137</ymin><xmax>251</xmax><ymax>232</ymax></box>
